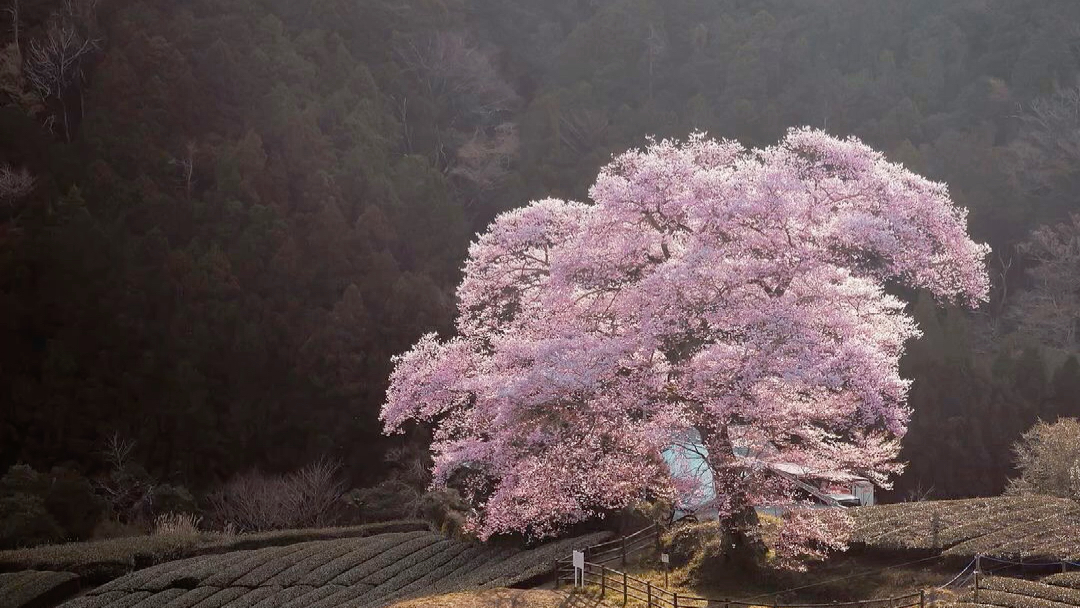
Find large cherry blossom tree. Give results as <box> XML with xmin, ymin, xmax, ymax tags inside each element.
<box><xmin>381</xmin><ymin>128</ymin><xmax>990</xmax><ymax>551</ymax></box>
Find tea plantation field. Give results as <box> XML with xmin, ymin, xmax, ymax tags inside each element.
<box><xmin>954</xmin><ymin>573</ymin><xmax>1080</xmax><ymax>608</ymax></box>
<box><xmin>0</xmin><ymin>528</ymin><xmax>610</xmax><ymax>608</ymax></box>
<box><xmin>851</xmin><ymin>495</ymin><xmax>1080</xmax><ymax>561</ymax></box>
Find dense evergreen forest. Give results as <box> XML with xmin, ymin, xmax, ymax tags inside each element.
<box><xmin>3</xmin><ymin>0</ymin><xmax>1080</xmax><ymax>512</ymax></box>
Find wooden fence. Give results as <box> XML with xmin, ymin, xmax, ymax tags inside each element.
<box><xmin>555</xmin><ymin>524</ymin><xmax>662</xmax><ymax>569</ymax></box>
<box><xmin>551</xmin><ymin>524</ymin><xmax>925</xmax><ymax>608</ymax></box>
<box><xmin>557</xmin><ymin>560</ymin><xmax>926</xmax><ymax>608</ymax></box>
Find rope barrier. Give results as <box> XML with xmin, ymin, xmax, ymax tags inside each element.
<box><xmin>979</xmin><ymin>555</ymin><xmax>1071</xmax><ymax>567</ymax></box>
<box><xmin>737</xmin><ymin>554</ymin><xmax>945</xmax><ymax>602</ymax></box>
<box><xmin>937</xmin><ymin>558</ymin><xmax>976</xmax><ymax>590</ymax></box>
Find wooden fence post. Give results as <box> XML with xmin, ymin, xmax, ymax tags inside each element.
<box><xmin>647</xmin><ymin>581</ymin><xmax>653</xmax><ymax>608</ymax></box>
<box><xmin>919</xmin><ymin>589</ymin><xmax>925</xmax><ymax>608</ymax></box>
<box><xmin>601</xmin><ymin>565</ymin><xmax>606</xmax><ymax>597</ymax></box>
<box><xmin>622</xmin><ymin>535</ymin><xmax>628</xmax><ymax>566</ymax></box>
<box><xmin>623</xmin><ymin>571</ymin><xmax>628</xmax><ymax>605</ymax></box>
<box><xmin>974</xmin><ymin>570</ymin><xmax>980</xmax><ymax>603</ymax></box>
<box><xmin>674</xmin><ymin>592</ymin><xmax>679</xmax><ymax>608</ymax></box>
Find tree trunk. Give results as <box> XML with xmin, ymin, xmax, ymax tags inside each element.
<box><xmin>60</xmin><ymin>94</ymin><xmax>70</xmax><ymax>142</ymax></box>
<box><xmin>698</xmin><ymin>424</ymin><xmax>767</xmax><ymax>571</ymax></box>
<box><xmin>12</xmin><ymin>0</ymin><xmax>19</xmax><ymax>49</ymax></box>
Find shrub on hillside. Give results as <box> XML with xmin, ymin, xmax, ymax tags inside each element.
<box><xmin>418</xmin><ymin>489</ymin><xmax>470</xmax><ymax>538</ymax></box>
<box><xmin>44</xmin><ymin>468</ymin><xmax>109</xmax><ymax>540</ymax></box>
<box><xmin>664</xmin><ymin>518</ymin><xmax>771</xmax><ymax>583</ymax></box>
<box><xmin>0</xmin><ymin>464</ymin><xmax>105</xmax><ymax>548</ymax></box>
<box><xmin>343</xmin><ymin>480</ymin><xmax>423</xmax><ymax>523</ymax></box>
<box><xmin>665</xmin><ymin>520</ymin><xmax>723</xmax><ymax>569</ymax></box>
<box><xmin>152</xmin><ymin>484</ymin><xmax>198</xmax><ymax>516</ymax></box>
<box><xmin>1007</xmin><ymin>418</ymin><xmax>1080</xmax><ymax>499</ymax></box>
<box><xmin>0</xmin><ymin>493</ymin><xmax>65</xmax><ymax>549</ymax></box>
<box><xmin>208</xmin><ymin>460</ymin><xmax>344</xmax><ymax>532</ymax></box>
<box><xmin>343</xmin><ymin>482</ymin><xmax>471</xmax><ymax>537</ymax></box>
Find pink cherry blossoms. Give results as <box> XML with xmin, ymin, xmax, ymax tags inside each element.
<box><xmin>381</xmin><ymin>128</ymin><xmax>990</xmax><ymax>544</ymax></box>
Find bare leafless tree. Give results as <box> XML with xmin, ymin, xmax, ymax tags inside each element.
<box><xmin>169</xmin><ymin>140</ymin><xmax>197</xmax><ymax>197</ymax></box>
<box><xmin>1009</xmin><ymin>214</ymin><xmax>1080</xmax><ymax>350</ymax></box>
<box><xmin>24</xmin><ymin>3</ymin><xmax>100</xmax><ymax>141</ymax></box>
<box><xmin>644</xmin><ymin>23</ymin><xmax>667</xmax><ymax>103</ymax></box>
<box><xmin>395</xmin><ymin>30</ymin><xmax>522</xmax><ymax>201</ymax></box>
<box><xmin>61</xmin><ymin>0</ymin><xmax>100</xmax><ymax>29</ymax></box>
<box><xmin>0</xmin><ymin>162</ymin><xmax>34</xmax><ymax>205</ymax></box>
<box><xmin>395</xmin><ymin>31</ymin><xmax>518</xmax><ymax>128</ymax></box>
<box><xmin>558</xmin><ymin>107</ymin><xmax>609</xmax><ymax>156</ymax></box>
<box><xmin>1011</xmin><ymin>82</ymin><xmax>1080</xmax><ymax>203</ymax></box>
<box><xmin>96</xmin><ymin>433</ymin><xmax>160</xmax><ymax>523</ymax></box>
<box><xmin>103</xmin><ymin>432</ymin><xmax>136</xmax><ymax>470</ymax></box>
<box><xmin>3</xmin><ymin>0</ymin><xmax>19</xmax><ymax>49</ymax></box>
<box><xmin>207</xmin><ymin>460</ymin><xmax>345</xmax><ymax>532</ymax></box>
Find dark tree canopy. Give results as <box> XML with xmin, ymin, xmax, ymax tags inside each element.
<box><xmin>2</xmin><ymin>0</ymin><xmax>1080</xmax><ymax>503</ymax></box>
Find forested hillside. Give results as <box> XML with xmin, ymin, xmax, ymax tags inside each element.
<box><xmin>3</xmin><ymin>0</ymin><xmax>1080</xmax><ymax>501</ymax></box>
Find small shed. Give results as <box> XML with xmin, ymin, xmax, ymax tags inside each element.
<box><xmin>663</xmin><ymin>429</ymin><xmax>875</xmax><ymax>521</ymax></box>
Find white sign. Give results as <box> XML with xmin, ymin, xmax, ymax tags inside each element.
<box><xmin>572</xmin><ymin>550</ymin><xmax>585</xmax><ymax>588</ymax></box>
<box><xmin>661</xmin><ymin>553</ymin><xmax>670</xmax><ymax>564</ymax></box>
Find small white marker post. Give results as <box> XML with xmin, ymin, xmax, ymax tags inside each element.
<box><xmin>661</xmin><ymin>553</ymin><xmax>670</xmax><ymax>588</ymax></box>
<box><xmin>572</xmin><ymin>550</ymin><xmax>585</xmax><ymax>588</ymax></box>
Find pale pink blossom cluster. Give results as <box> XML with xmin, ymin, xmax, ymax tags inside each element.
<box><xmin>381</xmin><ymin>128</ymin><xmax>989</xmax><ymax>546</ymax></box>
<box><xmin>768</xmin><ymin>507</ymin><xmax>855</xmax><ymax>571</ymax></box>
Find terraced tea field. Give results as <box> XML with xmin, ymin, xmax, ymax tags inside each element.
<box><xmin>851</xmin><ymin>496</ymin><xmax>1080</xmax><ymax>561</ymax></box>
<box><xmin>0</xmin><ymin>571</ymin><xmax>80</xmax><ymax>608</ymax></box>
<box><xmin>953</xmin><ymin>573</ymin><xmax>1080</xmax><ymax>608</ymax></box>
<box><xmin>17</xmin><ymin>528</ymin><xmax>610</xmax><ymax>608</ymax></box>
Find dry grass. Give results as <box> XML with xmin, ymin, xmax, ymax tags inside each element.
<box><xmin>386</xmin><ymin>588</ymin><xmax>568</xmax><ymax>608</ymax></box>
<box><xmin>153</xmin><ymin>512</ymin><xmax>203</xmax><ymax>535</ymax></box>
